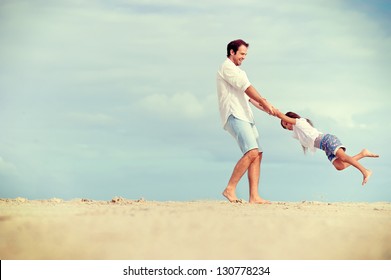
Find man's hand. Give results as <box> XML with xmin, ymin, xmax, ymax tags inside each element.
<box><xmin>262</xmin><ymin>102</ymin><xmax>275</xmax><ymax>116</ymax></box>
<box><xmin>249</xmin><ymin>96</ymin><xmax>277</xmax><ymax>116</ymax></box>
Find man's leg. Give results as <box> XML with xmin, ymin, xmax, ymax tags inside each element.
<box><xmin>223</xmin><ymin>149</ymin><xmax>260</xmax><ymax>202</ymax></box>
<box><xmin>248</xmin><ymin>151</ymin><xmax>270</xmax><ymax>204</ymax></box>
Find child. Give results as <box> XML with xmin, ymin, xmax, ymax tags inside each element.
<box><xmin>275</xmin><ymin>110</ymin><xmax>379</xmax><ymax>186</ymax></box>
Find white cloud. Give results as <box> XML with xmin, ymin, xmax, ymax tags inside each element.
<box><xmin>0</xmin><ymin>157</ymin><xmax>17</xmax><ymax>176</ymax></box>
<box><xmin>138</xmin><ymin>92</ymin><xmax>208</xmax><ymax>120</ymax></box>
<box><xmin>67</xmin><ymin>112</ymin><xmax>117</xmax><ymax>126</ymax></box>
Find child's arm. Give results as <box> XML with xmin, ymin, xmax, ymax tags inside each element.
<box><xmin>275</xmin><ymin>109</ymin><xmax>297</xmax><ymax>125</ymax></box>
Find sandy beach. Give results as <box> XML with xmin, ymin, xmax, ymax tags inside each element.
<box><xmin>0</xmin><ymin>197</ymin><xmax>390</xmax><ymax>260</ymax></box>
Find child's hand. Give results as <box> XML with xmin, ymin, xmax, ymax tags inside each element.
<box><xmin>270</xmin><ymin>106</ymin><xmax>278</xmax><ymax>117</ymax></box>
<box><xmin>274</xmin><ymin>108</ymin><xmax>283</xmax><ymax>118</ymax></box>
<box><xmin>264</xmin><ymin>104</ymin><xmax>274</xmax><ymax>115</ymax></box>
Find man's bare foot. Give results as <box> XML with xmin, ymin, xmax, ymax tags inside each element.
<box><xmin>362</xmin><ymin>149</ymin><xmax>379</xmax><ymax>158</ymax></box>
<box><xmin>222</xmin><ymin>189</ymin><xmax>241</xmax><ymax>203</ymax></box>
<box><xmin>249</xmin><ymin>196</ymin><xmax>271</xmax><ymax>204</ymax></box>
<box><xmin>362</xmin><ymin>169</ymin><xmax>373</xmax><ymax>186</ymax></box>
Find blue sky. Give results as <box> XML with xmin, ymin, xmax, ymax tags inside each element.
<box><xmin>0</xmin><ymin>0</ymin><xmax>390</xmax><ymax>202</ymax></box>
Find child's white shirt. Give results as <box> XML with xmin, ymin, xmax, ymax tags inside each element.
<box><xmin>292</xmin><ymin>118</ymin><xmax>322</xmax><ymax>153</ymax></box>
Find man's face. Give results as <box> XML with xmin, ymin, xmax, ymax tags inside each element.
<box><xmin>230</xmin><ymin>45</ymin><xmax>247</xmax><ymax>66</ymax></box>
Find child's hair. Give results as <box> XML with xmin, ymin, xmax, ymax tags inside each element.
<box><xmin>281</xmin><ymin>111</ymin><xmax>314</xmax><ymax>154</ymax></box>
<box><xmin>280</xmin><ymin>111</ymin><xmax>313</xmax><ymax>129</ymax></box>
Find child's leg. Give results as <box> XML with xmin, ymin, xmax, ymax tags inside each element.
<box><xmin>333</xmin><ymin>149</ymin><xmax>379</xmax><ymax>170</ymax></box>
<box><xmin>333</xmin><ymin>148</ymin><xmax>374</xmax><ymax>186</ymax></box>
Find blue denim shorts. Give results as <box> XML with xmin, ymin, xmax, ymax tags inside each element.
<box><xmin>319</xmin><ymin>134</ymin><xmax>346</xmax><ymax>163</ymax></box>
<box><xmin>225</xmin><ymin>115</ymin><xmax>261</xmax><ymax>154</ymax></box>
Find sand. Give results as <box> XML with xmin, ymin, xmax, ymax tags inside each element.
<box><xmin>0</xmin><ymin>197</ymin><xmax>390</xmax><ymax>260</ymax></box>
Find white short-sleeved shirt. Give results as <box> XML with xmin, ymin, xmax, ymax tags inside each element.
<box><xmin>216</xmin><ymin>58</ymin><xmax>253</xmax><ymax>128</ymax></box>
<box><xmin>292</xmin><ymin>118</ymin><xmax>322</xmax><ymax>153</ymax></box>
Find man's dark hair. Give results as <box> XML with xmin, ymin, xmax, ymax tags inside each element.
<box><xmin>226</xmin><ymin>39</ymin><xmax>249</xmax><ymax>57</ymax></box>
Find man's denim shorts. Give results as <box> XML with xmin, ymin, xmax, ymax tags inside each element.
<box><xmin>225</xmin><ymin>115</ymin><xmax>261</xmax><ymax>154</ymax></box>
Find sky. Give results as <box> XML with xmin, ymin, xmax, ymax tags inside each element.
<box><xmin>0</xmin><ymin>0</ymin><xmax>390</xmax><ymax>202</ymax></box>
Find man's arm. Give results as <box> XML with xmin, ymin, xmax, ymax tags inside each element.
<box><xmin>249</xmin><ymin>98</ymin><xmax>267</xmax><ymax>112</ymax></box>
<box><xmin>245</xmin><ymin>85</ymin><xmax>275</xmax><ymax>115</ymax></box>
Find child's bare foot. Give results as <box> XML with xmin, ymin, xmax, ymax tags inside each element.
<box><xmin>249</xmin><ymin>196</ymin><xmax>271</xmax><ymax>204</ymax></box>
<box><xmin>362</xmin><ymin>149</ymin><xmax>379</xmax><ymax>158</ymax></box>
<box><xmin>362</xmin><ymin>169</ymin><xmax>373</xmax><ymax>186</ymax></box>
<box><xmin>222</xmin><ymin>189</ymin><xmax>241</xmax><ymax>203</ymax></box>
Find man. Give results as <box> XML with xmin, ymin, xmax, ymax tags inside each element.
<box><xmin>216</xmin><ymin>39</ymin><xmax>275</xmax><ymax>204</ymax></box>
